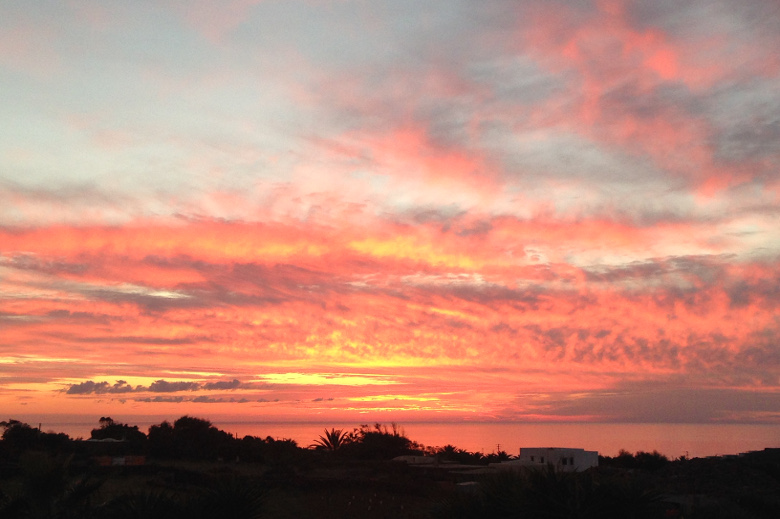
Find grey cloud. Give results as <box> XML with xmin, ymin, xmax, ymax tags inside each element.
<box><xmin>86</xmin><ymin>288</ymin><xmax>200</xmax><ymax>313</ymax></box>
<box><xmin>148</xmin><ymin>380</ymin><xmax>201</xmax><ymax>393</ymax></box>
<box><xmin>706</xmin><ymin>79</ymin><xmax>780</xmax><ymax>165</ymax></box>
<box><xmin>137</xmin><ymin>396</ymin><xmax>186</xmax><ymax>403</ymax></box>
<box><xmin>604</xmin><ymin>82</ymin><xmax>705</xmax><ymax>121</ymax></box>
<box><xmin>45</xmin><ymin>309</ymin><xmax>112</xmax><ymax>324</ymax></box>
<box><xmin>1</xmin><ymin>256</ymin><xmax>210</xmax><ymax>314</ymax></box>
<box><xmin>66</xmin><ymin>381</ymin><xmax>109</xmax><ymax>395</ymax></box>
<box><xmin>629</xmin><ymin>0</ymin><xmax>780</xmax><ymax>44</ymax></box>
<box><xmin>713</xmin><ymin>114</ymin><xmax>780</xmax><ymax>165</ymax></box>
<box><xmin>454</xmin><ymin>220</ymin><xmax>493</xmax><ymax>237</ymax></box>
<box><xmin>230</xmin><ymin>263</ymin><xmax>337</xmax><ymax>292</ymax></box>
<box><xmin>736</xmin><ymin>331</ymin><xmax>780</xmax><ymax>376</ymax></box>
<box><xmin>397</xmin><ymin>210</ymin><xmax>493</xmax><ymax>237</ymax></box>
<box><xmin>516</xmin><ymin>322</ymin><xmax>755</xmax><ymax>371</ymax></box>
<box><xmin>405</xmin><ymin>207</ymin><xmax>465</xmax><ymax>227</ymax></box>
<box><xmin>202</xmin><ymin>379</ymin><xmax>241</xmax><ymax>390</ymax></box>
<box><xmin>66</xmin><ymin>378</ymin><xmax>250</xmax><ymax>395</ymax></box>
<box><xmin>66</xmin><ymin>380</ymin><xmax>136</xmax><ymax>395</ymax></box>
<box><xmin>583</xmin><ymin>256</ymin><xmax>728</xmax><ymax>284</ymax></box>
<box><xmin>505</xmin><ymin>132</ymin><xmax>663</xmax><ymax>185</ymax></box>
<box><xmin>4</xmin><ymin>254</ymin><xmax>88</xmax><ymax>276</ymax></box>
<box><xmin>466</xmin><ymin>55</ymin><xmax>565</xmax><ymax>107</ymax></box>
<box><xmin>0</xmin><ymin>178</ymin><xmax>133</xmax><ymax>211</ymax></box>
<box><xmin>0</xmin><ymin>312</ymin><xmax>43</xmax><ymax>324</ymax></box>
<box><xmin>584</xmin><ymin>255</ymin><xmax>780</xmax><ymax>311</ymax></box>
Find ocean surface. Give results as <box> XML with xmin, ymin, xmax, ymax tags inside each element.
<box><xmin>36</xmin><ymin>421</ymin><xmax>779</xmax><ymax>458</ymax></box>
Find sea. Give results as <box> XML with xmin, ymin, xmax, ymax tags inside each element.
<box><xmin>33</xmin><ymin>421</ymin><xmax>779</xmax><ymax>459</ymax></box>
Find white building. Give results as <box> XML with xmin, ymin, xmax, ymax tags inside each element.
<box><xmin>495</xmin><ymin>447</ymin><xmax>598</xmax><ymax>472</ymax></box>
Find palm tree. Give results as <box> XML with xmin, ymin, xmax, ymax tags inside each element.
<box><xmin>311</xmin><ymin>428</ymin><xmax>351</xmax><ymax>451</ymax></box>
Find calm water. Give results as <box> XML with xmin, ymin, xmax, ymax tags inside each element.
<box><xmin>39</xmin><ymin>421</ymin><xmax>779</xmax><ymax>458</ymax></box>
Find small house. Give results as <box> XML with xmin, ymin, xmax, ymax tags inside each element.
<box><xmin>495</xmin><ymin>447</ymin><xmax>598</xmax><ymax>472</ymax></box>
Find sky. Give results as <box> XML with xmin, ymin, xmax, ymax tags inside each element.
<box><xmin>1</xmin><ymin>0</ymin><xmax>779</xmax><ymax>426</ymax></box>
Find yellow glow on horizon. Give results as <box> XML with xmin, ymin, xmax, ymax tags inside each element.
<box><xmin>165</xmin><ymin>370</ymin><xmax>229</xmax><ymax>378</ymax></box>
<box><xmin>255</xmin><ymin>372</ymin><xmax>399</xmax><ymax>386</ymax></box>
<box><xmin>0</xmin><ymin>355</ymin><xmax>88</xmax><ymax>364</ymax></box>
<box><xmin>347</xmin><ymin>394</ymin><xmax>440</xmax><ymax>402</ymax></box>
<box><xmin>6</xmin><ymin>382</ymin><xmax>70</xmax><ymax>392</ymax></box>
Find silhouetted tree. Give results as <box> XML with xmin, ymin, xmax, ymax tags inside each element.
<box><xmin>310</xmin><ymin>428</ymin><xmax>352</xmax><ymax>451</ymax></box>
<box><xmin>484</xmin><ymin>450</ymin><xmax>513</xmax><ymax>464</ymax></box>
<box><xmin>601</xmin><ymin>449</ymin><xmax>669</xmax><ymax>471</ymax></box>
<box><xmin>2</xmin><ymin>420</ymin><xmax>41</xmax><ymax>454</ymax></box>
<box><xmin>429</xmin><ymin>444</ymin><xmax>489</xmax><ymax>465</ymax></box>
<box><xmin>90</xmin><ymin>418</ymin><xmax>146</xmax><ymax>454</ymax></box>
<box><xmin>340</xmin><ymin>423</ymin><xmax>422</xmax><ymax>460</ymax></box>
<box><xmin>147</xmin><ymin>416</ymin><xmax>236</xmax><ymax>460</ymax></box>
<box><xmin>172</xmin><ymin>416</ymin><xmax>220</xmax><ymax>460</ymax></box>
<box><xmin>261</xmin><ymin>436</ymin><xmax>300</xmax><ymax>467</ymax></box>
<box><xmin>634</xmin><ymin>450</ymin><xmax>669</xmax><ymax>471</ymax></box>
<box><xmin>147</xmin><ymin>420</ymin><xmax>175</xmax><ymax>458</ymax></box>
<box><xmin>1</xmin><ymin>420</ymin><xmax>71</xmax><ymax>459</ymax></box>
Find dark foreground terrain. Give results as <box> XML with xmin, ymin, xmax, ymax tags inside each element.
<box><xmin>1</xmin><ymin>417</ymin><xmax>778</xmax><ymax>518</ymax></box>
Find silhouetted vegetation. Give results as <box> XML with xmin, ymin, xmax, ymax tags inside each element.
<box><xmin>429</xmin><ymin>444</ymin><xmax>485</xmax><ymax>464</ymax></box>
<box><xmin>90</xmin><ymin>416</ymin><xmax>147</xmax><ymax>454</ymax></box>
<box><xmin>0</xmin><ymin>420</ymin><xmax>72</xmax><ymax>459</ymax></box>
<box><xmin>600</xmin><ymin>449</ymin><xmax>670</xmax><ymax>471</ymax></box>
<box><xmin>310</xmin><ymin>428</ymin><xmax>352</xmax><ymax>451</ymax></box>
<box><xmin>338</xmin><ymin>423</ymin><xmax>423</xmax><ymax>460</ymax></box>
<box><xmin>1</xmin><ymin>417</ymin><xmax>778</xmax><ymax>518</ymax></box>
<box><xmin>163</xmin><ymin>416</ymin><xmax>234</xmax><ymax>460</ymax></box>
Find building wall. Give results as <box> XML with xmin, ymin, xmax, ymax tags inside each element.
<box><xmin>496</xmin><ymin>447</ymin><xmax>598</xmax><ymax>472</ymax></box>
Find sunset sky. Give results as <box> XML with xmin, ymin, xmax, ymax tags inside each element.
<box><xmin>1</xmin><ymin>0</ymin><xmax>779</xmax><ymax>426</ymax></box>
